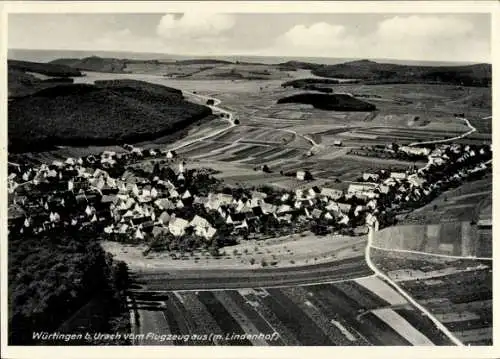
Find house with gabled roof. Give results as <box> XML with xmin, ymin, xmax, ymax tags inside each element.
<box><xmin>325</xmin><ymin>201</ymin><xmax>339</xmax><ymax>212</ymax></box>
<box><xmin>408</xmin><ymin>174</ymin><xmax>425</xmax><ymax>188</ymax></box>
<box><xmin>320</xmin><ymin>187</ymin><xmax>343</xmax><ymax>200</ymax></box>
<box><xmin>155</xmin><ymin>198</ymin><xmax>174</xmax><ymax>210</ymax></box>
<box><xmin>190</xmin><ymin>215</ymin><xmax>210</xmax><ymax>229</ymax></box>
<box><xmin>390</xmin><ymin>172</ymin><xmax>407</xmax><ymax>180</ymax></box>
<box><xmin>150</xmin><ymin>187</ymin><xmax>159</xmax><ymax>198</ymax></box>
<box><xmin>324</xmin><ymin>212</ymin><xmax>334</xmax><ymax>220</ymax></box>
<box><xmin>135</xmin><ymin>227</ymin><xmax>144</xmax><ymax>240</ymax></box>
<box><xmin>277</xmin><ymin>204</ymin><xmax>292</xmax><ymax>214</ymax></box>
<box><xmin>280</xmin><ymin>193</ymin><xmax>290</xmax><ymax>202</ymax></box>
<box><xmin>176</xmin><ymin>199</ymin><xmax>185</xmax><ymax>209</ymax></box>
<box><xmin>206</xmin><ymin>193</ymin><xmax>233</xmax><ymax>210</ymax></box>
<box><xmin>338</xmin><ymin>214</ymin><xmax>349</xmax><ymax>225</ymax></box>
<box><xmin>249</xmin><ymin>190</ymin><xmax>266</xmax><ymax>199</ymax></box>
<box><xmin>204</xmin><ymin>226</ymin><xmax>217</xmax><ymax>240</ymax></box>
<box><xmin>348</xmin><ymin>183</ymin><xmax>376</xmax><ymax>195</ymax></box>
<box><xmin>158</xmin><ymin>211</ymin><xmax>171</xmax><ymax>225</ymax></box>
<box><xmin>235</xmin><ymin>219</ymin><xmax>249</xmax><ymax>229</ymax></box>
<box><xmin>354</xmin><ymin>205</ymin><xmax>365</xmax><ymax>217</ymax></box>
<box><xmin>276</xmin><ymin>213</ymin><xmax>292</xmax><ymax>223</ymax></box>
<box><xmin>166</xmin><ymin>150</ymin><xmax>176</xmax><ymax>159</ymax></box>
<box><xmin>194</xmin><ymin>196</ymin><xmax>208</xmax><ymax>206</ymax></box>
<box><xmin>101</xmin><ymin>195</ymin><xmax>118</xmax><ymax>205</ymax></box>
<box><xmin>337</xmin><ymin>203</ymin><xmax>352</xmax><ymax>213</ymax></box>
<box><xmin>152</xmin><ymin>226</ymin><xmax>169</xmax><ymax>238</ymax></box>
<box><xmin>52</xmin><ymin>160</ymin><xmax>64</xmax><ymax>168</ymax></box>
<box><xmin>260</xmin><ymin>202</ymin><xmax>277</xmax><ymax>214</ymax></box>
<box><xmin>169</xmin><ymin>189</ymin><xmax>180</xmax><ymax>198</ymax></box>
<box><xmin>362</xmin><ymin>173</ymin><xmax>380</xmax><ymax>182</ymax></box>
<box><xmin>169</xmin><ymin>217</ymin><xmax>189</xmax><ymax>236</ymax></box>
<box><xmin>226</xmin><ymin>212</ymin><xmax>246</xmax><ymax>225</ymax></box>
<box><xmin>117</xmin><ymin>223</ymin><xmax>129</xmax><ymax>234</ymax></box>
<box><xmin>311</xmin><ymin>208</ymin><xmax>323</xmax><ymax>219</ymax></box>
<box><xmin>217</xmin><ymin>206</ymin><xmax>227</xmax><ymax>219</ymax></box>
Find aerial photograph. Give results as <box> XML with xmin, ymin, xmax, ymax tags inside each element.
<box><xmin>4</xmin><ymin>8</ymin><xmax>493</xmax><ymax>350</ymax></box>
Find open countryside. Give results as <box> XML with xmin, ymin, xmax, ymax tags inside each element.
<box><xmin>7</xmin><ymin>14</ymin><xmax>493</xmax><ymax>349</ymax></box>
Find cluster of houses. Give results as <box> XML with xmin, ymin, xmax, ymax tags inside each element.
<box><xmin>7</xmin><ymin>141</ymin><xmax>492</xmax><ymax>247</ymax></box>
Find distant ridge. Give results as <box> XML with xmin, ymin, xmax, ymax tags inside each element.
<box><xmin>8</xmin><ymin>48</ymin><xmax>485</xmax><ymax>66</ymax></box>
<box><xmin>8</xmin><ymin>59</ymin><xmax>83</xmax><ymax>77</ymax></box>
<box><xmin>8</xmin><ymin>49</ymin><xmax>492</xmax><ymax>87</ymax></box>
<box><xmin>309</xmin><ymin>59</ymin><xmax>492</xmax><ymax>87</ymax></box>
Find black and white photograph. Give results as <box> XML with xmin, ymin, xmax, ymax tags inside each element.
<box><xmin>1</xmin><ymin>1</ymin><xmax>497</xmax><ymax>357</ymax></box>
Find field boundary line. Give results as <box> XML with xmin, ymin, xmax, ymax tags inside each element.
<box><xmin>129</xmin><ymin>274</ymin><xmax>376</xmax><ymax>293</ymax></box>
<box><xmin>366</xmin><ymin>227</ymin><xmax>464</xmax><ymax>346</ymax></box>
<box><xmin>370</xmin><ymin>245</ymin><xmax>492</xmax><ymax>261</ymax></box>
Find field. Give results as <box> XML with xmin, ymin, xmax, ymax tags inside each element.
<box><xmin>371</xmin><ymin>221</ymin><xmax>492</xmax><ymax>259</ymax></box>
<box><xmin>401</xmin><ymin>176</ymin><xmax>492</xmax><ymax>224</ymax></box>
<box><xmin>371</xmin><ymin>249</ymin><xmax>492</xmax><ymax>345</ymax></box>
<box><xmin>66</xmin><ymin>71</ymin><xmax>492</xmax><ymax>161</ymax></box>
<box><xmin>101</xmin><ymin>233</ymin><xmax>367</xmax><ymax>271</ymax></box>
<box><xmin>371</xmin><ymin>176</ymin><xmax>493</xmax><ymax>257</ymax></box>
<box><xmin>130</xmin><ymin>276</ymin><xmax>453</xmax><ymax>346</ymax></box>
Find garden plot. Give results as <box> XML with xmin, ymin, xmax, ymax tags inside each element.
<box><xmin>133</xmin><ymin>278</ymin><xmax>452</xmax><ymax>346</ymax></box>
<box><xmin>370</xmin><ymin>249</ymin><xmax>492</xmax><ymax>346</ymax></box>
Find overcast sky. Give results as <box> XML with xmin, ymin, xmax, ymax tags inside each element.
<box><xmin>8</xmin><ymin>13</ymin><xmax>491</xmax><ymax>62</ymax></box>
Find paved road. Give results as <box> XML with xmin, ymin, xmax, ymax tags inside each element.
<box><xmin>409</xmin><ymin>116</ymin><xmax>477</xmax><ymax>146</ymax></box>
<box><xmin>365</xmin><ymin>227</ymin><xmax>464</xmax><ymax>346</ymax></box>
<box><xmin>130</xmin><ymin>256</ymin><xmax>372</xmax><ymax>291</ymax></box>
<box><xmin>167</xmin><ymin>91</ymin><xmax>236</xmax><ymax>152</ymax></box>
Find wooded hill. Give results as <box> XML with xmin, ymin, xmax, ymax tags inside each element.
<box><xmin>8</xmin><ymin>79</ymin><xmax>212</xmax><ymax>152</ymax></box>
<box><xmin>279</xmin><ymin>59</ymin><xmax>491</xmax><ymax>87</ymax></box>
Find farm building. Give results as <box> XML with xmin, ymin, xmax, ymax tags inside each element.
<box><xmin>168</xmin><ymin>217</ymin><xmax>190</xmax><ymax>237</ymax></box>
<box><xmin>408</xmin><ymin>174</ymin><xmax>426</xmax><ymax>188</ymax></box>
<box><xmin>333</xmin><ymin>140</ymin><xmax>343</xmax><ymax>147</ymax></box>
<box><xmin>399</xmin><ymin>146</ymin><xmax>431</xmax><ymax>156</ymax></box>
<box><xmin>390</xmin><ymin>172</ymin><xmax>407</xmax><ymax>180</ymax></box>
<box><xmin>337</xmin><ymin>203</ymin><xmax>352</xmax><ymax>213</ymax></box>
<box><xmin>296</xmin><ymin>170</ymin><xmax>313</xmax><ymax>181</ymax></box>
<box><xmin>166</xmin><ymin>150</ymin><xmax>176</xmax><ymax>159</ymax></box>
<box><xmin>348</xmin><ymin>183</ymin><xmax>377</xmax><ymax>195</ymax></box>
<box><xmin>362</xmin><ymin>173</ymin><xmax>380</xmax><ymax>182</ymax></box>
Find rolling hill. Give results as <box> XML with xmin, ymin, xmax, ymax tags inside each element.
<box><xmin>308</xmin><ymin>60</ymin><xmax>492</xmax><ymax>87</ymax></box>
<box><xmin>50</xmin><ymin>56</ymin><xmax>129</xmax><ymax>73</ymax></box>
<box><xmin>8</xmin><ymin>80</ymin><xmax>212</xmax><ymax>152</ymax></box>
<box><xmin>8</xmin><ymin>60</ymin><xmax>82</xmax><ymax>98</ymax></box>
<box><xmin>277</xmin><ymin>93</ymin><xmax>377</xmax><ymax>111</ymax></box>
<box><xmin>8</xmin><ymin>59</ymin><xmax>83</xmax><ymax>77</ymax></box>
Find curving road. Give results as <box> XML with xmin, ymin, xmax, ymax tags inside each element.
<box><xmin>167</xmin><ymin>91</ymin><xmax>236</xmax><ymax>152</ymax></box>
<box><xmin>366</xmin><ymin>227</ymin><xmax>464</xmax><ymax>346</ymax></box>
<box><xmin>409</xmin><ymin>117</ymin><xmax>477</xmax><ymax>147</ymax></box>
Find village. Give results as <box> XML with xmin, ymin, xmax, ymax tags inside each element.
<box><xmin>7</xmin><ymin>140</ymin><xmax>492</xmax><ymax>255</ymax></box>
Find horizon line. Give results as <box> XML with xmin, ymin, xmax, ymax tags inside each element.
<box><xmin>7</xmin><ymin>48</ymin><xmax>489</xmax><ymax>66</ymax></box>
